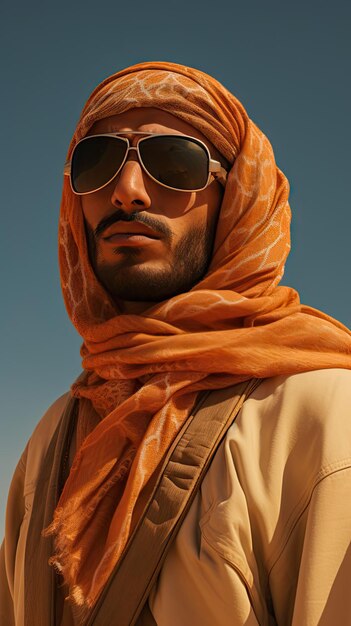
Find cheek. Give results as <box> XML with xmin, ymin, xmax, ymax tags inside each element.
<box><xmin>169</xmin><ymin>198</ymin><xmax>221</xmax><ymax>245</ymax></box>
<box><xmin>81</xmin><ymin>196</ymin><xmax>95</xmax><ymax>230</ymax></box>
<box><xmin>81</xmin><ymin>192</ymin><xmax>108</xmax><ymax>231</ymax></box>
<box><xmin>191</xmin><ymin>185</ymin><xmax>223</xmax><ymax>230</ymax></box>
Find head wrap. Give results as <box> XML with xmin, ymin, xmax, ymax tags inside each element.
<box><xmin>45</xmin><ymin>61</ymin><xmax>351</xmax><ymax>616</ymax></box>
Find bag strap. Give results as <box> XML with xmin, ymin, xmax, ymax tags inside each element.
<box><xmin>86</xmin><ymin>378</ymin><xmax>261</xmax><ymax>626</ymax></box>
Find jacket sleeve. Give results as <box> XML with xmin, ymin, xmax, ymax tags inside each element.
<box><xmin>0</xmin><ymin>446</ymin><xmax>28</xmax><ymax>626</ymax></box>
<box><xmin>271</xmin><ymin>464</ymin><xmax>351</xmax><ymax>626</ymax></box>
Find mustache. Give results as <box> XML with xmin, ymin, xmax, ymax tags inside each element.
<box><xmin>94</xmin><ymin>209</ymin><xmax>172</xmax><ymax>240</ymax></box>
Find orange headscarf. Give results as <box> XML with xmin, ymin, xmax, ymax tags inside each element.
<box><xmin>45</xmin><ymin>61</ymin><xmax>351</xmax><ymax>615</ymax></box>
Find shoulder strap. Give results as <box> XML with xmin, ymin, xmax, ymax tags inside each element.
<box><xmin>86</xmin><ymin>378</ymin><xmax>261</xmax><ymax>626</ymax></box>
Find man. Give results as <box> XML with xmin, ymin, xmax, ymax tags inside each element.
<box><xmin>1</xmin><ymin>61</ymin><xmax>351</xmax><ymax>626</ymax></box>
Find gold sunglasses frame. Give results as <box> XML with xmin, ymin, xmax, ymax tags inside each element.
<box><xmin>63</xmin><ymin>131</ymin><xmax>228</xmax><ymax>194</ymax></box>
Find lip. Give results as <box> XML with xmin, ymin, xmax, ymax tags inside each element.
<box><xmin>102</xmin><ymin>222</ymin><xmax>161</xmax><ymax>241</ymax></box>
<box><xmin>103</xmin><ymin>233</ymin><xmax>160</xmax><ymax>245</ymax></box>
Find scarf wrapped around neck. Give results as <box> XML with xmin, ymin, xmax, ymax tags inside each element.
<box><xmin>44</xmin><ymin>61</ymin><xmax>351</xmax><ymax>615</ymax></box>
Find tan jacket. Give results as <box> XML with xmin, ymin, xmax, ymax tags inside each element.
<box><xmin>1</xmin><ymin>369</ymin><xmax>351</xmax><ymax>625</ymax></box>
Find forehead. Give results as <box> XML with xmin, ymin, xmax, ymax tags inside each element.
<box><xmin>88</xmin><ymin>107</ymin><xmax>223</xmax><ymax>161</ymax></box>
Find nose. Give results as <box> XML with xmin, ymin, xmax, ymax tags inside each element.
<box><xmin>110</xmin><ymin>158</ymin><xmax>152</xmax><ymax>211</ymax></box>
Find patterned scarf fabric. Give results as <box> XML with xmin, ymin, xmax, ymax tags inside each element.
<box><xmin>44</xmin><ymin>61</ymin><xmax>351</xmax><ymax>616</ymax></box>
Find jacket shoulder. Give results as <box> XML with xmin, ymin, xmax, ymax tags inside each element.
<box><xmin>239</xmin><ymin>368</ymin><xmax>351</xmax><ymax>470</ymax></box>
<box><xmin>250</xmin><ymin>368</ymin><xmax>351</xmax><ymax>456</ymax></box>
<box><xmin>258</xmin><ymin>367</ymin><xmax>351</xmax><ymax>408</ymax></box>
<box><xmin>28</xmin><ymin>392</ymin><xmax>71</xmax><ymax>446</ymax></box>
<box><xmin>24</xmin><ymin>392</ymin><xmax>71</xmax><ymax>493</ymax></box>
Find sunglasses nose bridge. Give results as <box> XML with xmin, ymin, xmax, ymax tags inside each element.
<box><xmin>116</xmin><ymin>144</ymin><xmax>147</xmax><ymax>184</ymax></box>
<box><xmin>122</xmin><ymin>144</ymin><xmax>140</xmax><ymax>167</ymax></box>
<box><xmin>109</xmin><ymin>142</ymin><xmax>152</xmax><ymax>208</ymax></box>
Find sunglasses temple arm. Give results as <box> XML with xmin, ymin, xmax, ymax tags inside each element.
<box><xmin>210</xmin><ymin>160</ymin><xmax>228</xmax><ymax>187</ymax></box>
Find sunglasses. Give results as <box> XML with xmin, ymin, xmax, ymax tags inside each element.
<box><xmin>64</xmin><ymin>131</ymin><xmax>228</xmax><ymax>194</ymax></box>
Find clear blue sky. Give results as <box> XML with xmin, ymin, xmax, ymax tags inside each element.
<box><xmin>1</xmin><ymin>0</ymin><xmax>350</xmax><ymax>535</ymax></box>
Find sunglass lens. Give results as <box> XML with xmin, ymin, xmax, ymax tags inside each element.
<box><xmin>71</xmin><ymin>136</ymin><xmax>127</xmax><ymax>193</ymax></box>
<box><xmin>139</xmin><ymin>136</ymin><xmax>209</xmax><ymax>190</ymax></box>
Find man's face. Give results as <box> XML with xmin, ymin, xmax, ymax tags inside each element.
<box><xmin>81</xmin><ymin>107</ymin><xmax>224</xmax><ymax>310</ymax></box>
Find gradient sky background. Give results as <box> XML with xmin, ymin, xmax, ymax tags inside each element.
<box><xmin>1</xmin><ymin>1</ymin><xmax>350</xmax><ymax>535</ymax></box>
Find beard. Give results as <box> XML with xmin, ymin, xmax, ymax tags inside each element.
<box><xmin>86</xmin><ymin>212</ymin><xmax>217</xmax><ymax>303</ymax></box>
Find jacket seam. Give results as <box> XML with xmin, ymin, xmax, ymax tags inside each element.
<box><xmin>200</xmin><ymin>529</ymin><xmax>252</xmax><ymax>582</ymax></box>
<box><xmin>267</xmin><ymin>462</ymin><xmax>351</xmax><ymax>583</ymax></box>
<box><xmin>199</xmin><ymin>459</ymin><xmax>351</xmax><ymax>620</ymax></box>
<box><xmin>200</xmin><ymin>458</ymin><xmax>351</xmax><ymax>576</ymax></box>
<box><xmin>200</xmin><ymin>532</ymin><xmax>263</xmax><ymax>623</ymax></box>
